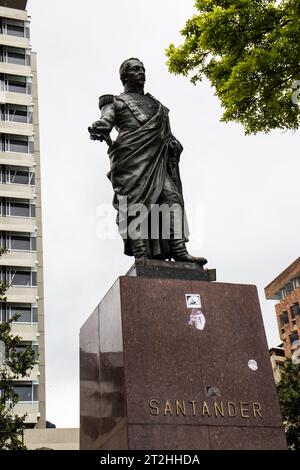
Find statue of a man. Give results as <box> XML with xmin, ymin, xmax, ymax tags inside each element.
<box><xmin>89</xmin><ymin>58</ymin><xmax>207</xmax><ymax>266</ymax></box>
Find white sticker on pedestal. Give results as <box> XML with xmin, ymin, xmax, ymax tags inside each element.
<box><xmin>185</xmin><ymin>294</ymin><xmax>201</xmax><ymax>309</ymax></box>
<box><xmin>248</xmin><ymin>359</ymin><xmax>258</xmax><ymax>371</ymax></box>
<box><xmin>188</xmin><ymin>309</ymin><xmax>206</xmax><ymax>331</ymax></box>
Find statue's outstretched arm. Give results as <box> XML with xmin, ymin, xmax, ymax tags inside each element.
<box><xmin>88</xmin><ymin>95</ymin><xmax>116</xmax><ymax>147</ymax></box>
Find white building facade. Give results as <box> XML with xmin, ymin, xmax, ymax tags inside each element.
<box><xmin>0</xmin><ymin>0</ymin><xmax>45</xmax><ymax>428</ymax></box>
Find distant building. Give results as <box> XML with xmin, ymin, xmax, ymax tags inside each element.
<box><xmin>269</xmin><ymin>347</ymin><xmax>286</xmax><ymax>384</ymax></box>
<box><xmin>265</xmin><ymin>257</ymin><xmax>300</xmax><ymax>359</ymax></box>
<box><xmin>0</xmin><ymin>0</ymin><xmax>46</xmax><ymax>427</ymax></box>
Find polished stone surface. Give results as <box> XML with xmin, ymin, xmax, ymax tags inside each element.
<box><xmin>127</xmin><ymin>425</ymin><xmax>286</xmax><ymax>450</ymax></box>
<box><xmin>127</xmin><ymin>259</ymin><xmax>216</xmax><ymax>281</ymax></box>
<box><xmin>80</xmin><ymin>277</ymin><xmax>287</xmax><ymax>450</ymax></box>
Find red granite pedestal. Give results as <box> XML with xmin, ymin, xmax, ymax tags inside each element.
<box><xmin>80</xmin><ymin>275</ymin><xmax>287</xmax><ymax>450</ymax></box>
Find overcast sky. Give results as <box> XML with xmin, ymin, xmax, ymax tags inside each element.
<box><xmin>27</xmin><ymin>0</ymin><xmax>299</xmax><ymax>428</ymax></box>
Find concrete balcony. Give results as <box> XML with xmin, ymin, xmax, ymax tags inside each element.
<box><xmin>0</xmin><ymin>91</ymin><xmax>32</xmax><ymax>107</ymax></box>
<box><xmin>0</xmin><ymin>34</ymin><xmax>30</xmax><ymax>49</ymax></box>
<box><xmin>0</xmin><ymin>250</ymin><xmax>37</xmax><ymax>268</ymax></box>
<box><xmin>0</xmin><ymin>61</ymin><xmax>31</xmax><ymax>78</ymax></box>
<box><xmin>5</xmin><ymin>286</ymin><xmax>38</xmax><ymax>303</ymax></box>
<box><xmin>11</xmin><ymin>323</ymin><xmax>38</xmax><ymax>342</ymax></box>
<box><xmin>0</xmin><ymin>183</ymin><xmax>35</xmax><ymax>200</ymax></box>
<box><xmin>0</xmin><ymin>150</ymin><xmax>34</xmax><ymax>167</ymax></box>
<box><xmin>13</xmin><ymin>403</ymin><xmax>39</xmax><ymax>424</ymax></box>
<box><xmin>0</xmin><ymin>216</ymin><xmax>36</xmax><ymax>233</ymax></box>
<box><xmin>27</xmin><ymin>364</ymin><xmax>39</xmax><ymax>382</ymax></box>
<box><xmin>0</xmin><ymin>6</ymin><xmax>28</xmax><ymax>22</ymax></box>
<box><xmin>14</xmin><ymin>364</ymin><xmax>39</xmax><ymax>382</ymax></box>
<box><xmin>0</xmin><ymin>121</ymin><xmax>33</xmax><ymax>137</ymax></box>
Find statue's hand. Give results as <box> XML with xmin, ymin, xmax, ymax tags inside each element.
<box><xmin>169</xmin><ymin>139</ymin><xmax>182</xmax><ymax>159</ymax></box>
<box><xmin>88</xmin><ymin>122</ymin><xmax>112</xmax><ymax>147</ymax></box>
<box><xmin>88</xmin><ymin>127</ymin><xmax>99</xmax><ymax>141</ymax></box>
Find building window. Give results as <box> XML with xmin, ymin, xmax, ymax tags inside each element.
<box><xmin>289</xmin><ymin>332</ymin><xmax>299</xmax><ymax>346</ymax></box>
<box><xmin>11</xmin><ymin>234</ymin><xmax>29</xmax><ymax>250</ymax></box>
<box><xmin>0</xmin><ymin>268</ymin><xmax>37</xmax><ymax>287</ymax></box>
<box><xmin>13</xmin><ymin>384</ymin><xmax>32</xmax><ymax>402</ymax></box>
<box><xmin>12</xmin><ymin>167</ymin><xmax>35</xmax><ymax>185</ymax></box>
<box><xmin>33</xmin><ymin>383</ymin><xmax>38</xmax><ymax>402</ymax></box>
<box><xmin>10</xmin><ymin>138</ymin><xmax>28</xmax><ymax>153</ymax></box>
<box><xmin>0</xmin><ymin>307</ymin><xmax>8</xmax><ymax>323</ymax></box>
<box><xmin>0</xmin><ymin>104</ymin><xmax>33</xmax><ymax>124</ymax></box>
<box><xmin>0</xmin><ymin>104</ymin><xmax>31</xmax><ymax>123</ymax></box>
<box><xmin>8</xmin><ymin>49</ymin><xmax>25</xmax><ymax>65</ymax></box>
<box><xmin>8</xmin><ymin>105</ymin><xmax>28</xmax><ymax>123</ymax></box>
<box><xmin>10</xmin><ymin>269</ymin><xmax>37</xmax><ymax>287</ymax></box>
<box><xmin>11</xmin><ymin>234</ymin><xmax>30</xmax><ymax>251</ymax></box>
<box><xmin>0</xmin><ymin>199</ymin><xmax>29</xmax><ymax>217</ymax></box>
<box><xmin>291</xmin><ymin>303</ymin><xmax>300</xmax><ymax>318</ymax></box>
<box><xmin>11</xmin><ymin>270</ymin><xmax>31</xmax><ymax>286</ymax></box>
<box><xmin>289</xmin><ymin>332</ymin><xmax>299</xmax><ymax>347</ymax></box>
<box><xmin>11</xmin><ymin>305</ymin><xmax>36</xmax><ymax>323</ymax></box>
<box><xmin>0</xmin><ymin>134</ymin><xmax>34</xmax><ymax>154</ymax></box>
<box><xmin>293</xmin><ymin>278</ymin><xmax>300</xmax><ymax>289</ymax></box>
<box><xmin>284</xmin><ymin>283</ymin><xmax>294</xmax><ymax>296</ymax></box>
<box><xmin>8</xmin><ymin>76</ymin><xmax>26</xmax><ymax>93</ymax></box>
<box><xmin>0</xmin><ymin>74</ymin><xmax>32</xmax><ymax>94</ymax></box>
<box><xmin>0</xmin><ymin>199</ymin><xmax>36</xmax><ymax>218</ymax></box>
<box><xmin>10</xmin><ymin>201</ymin><xmax>30</xmax><ymax>217</ymax></box>
<box><xmin>0</xmin><ymin>166</ymin><xmax>35</xmax><ymax>185</ymax></box>
<box><xmin>279</xmin><ymin>289</ymin><xmax>286</xmax><ymax>300</ymax></box>
<box><xmin>279</xmin><ymin>311</ymin><xmax>289</xmax><ymax>328</ymax></box>
<box><xmin>10</xmin><ymin>304</ymin><xmax>38</xmax><ymax>323</ymax></box>
<box><xmin>15</xmin><ymin>341</ymin><xmax>38</xmax><ymax>361</ymax></box>
<box><xmin>0</xmin><ymin>232</ymin><xmax>36</xmax><ymax>251</ymax></box>
<box><xmin>13</xmin><ymin>383</ymin><xmax>38</xmax><ymax>403</ymax></box>
<box><xmin>7</xmin><ymin>19</ymin><xmax>26</xmax><ymax>38</ymax></box>
<box><xmin>0</xmin><ymin>46</ymin><xmax>31</xmax><ymax>66</ymax></box>
<box><xmin>0</xmin><ymin>303</ymin><xmax>38</xmax><ymax>324</ymax></box>
<box><xmin>0</xmin><ymin>18</ymin><xmax>29</xmax><ymax>38</ymax></box>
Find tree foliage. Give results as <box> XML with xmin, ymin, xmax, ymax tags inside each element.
<box><xmin>277</xmin><ymin>360</ymin><xmax>300</xmax><ymax>450</ymax></box>
<box><xmin>0</xmin><ymin>263</ymin><xmax>36</xmax><ymax>450</ymax></box>
<box><xmin>166</xmin><ymin>0</ymin><xmax>300</xmax><ymax>134</ymax></box>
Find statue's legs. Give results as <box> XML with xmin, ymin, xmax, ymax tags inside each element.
<box><xmin>125</xmin><ymin>175</ymin><xmax>207</xmax><ymax>265</ymax></box>
<box><xmin>159</xmin><ymin>175</ymin><xmax>207</xmax><ymax>266</ymax></box>
<box><xmin>126</xmin><ymin>211</ymin><xmax>150</xmax><ymax>259</ymax></box>
<box><xmin>169</xmin><ymin>236</ymin><xmax>207</xmax><ymax>266</ymax></box>
<box><xmin>129</xmin><ymin>237</ymin><xmax>149</xmax><ymax>259</ymax></box>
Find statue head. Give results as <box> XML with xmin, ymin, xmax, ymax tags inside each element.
<box><xmin>119</xmin><ymin>58</ymin><xmax>146</xmax><ymax>87</ymax></box>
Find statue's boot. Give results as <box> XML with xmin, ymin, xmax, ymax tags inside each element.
<box><xmin>130</xmin><ymin>238</ymin><xmax>149</xmax><ymax>260</ymax></box>
<box><xmin>169</xmin><ymin>238</ymin><xmax>207</xmax><ymax>266</ymax></box>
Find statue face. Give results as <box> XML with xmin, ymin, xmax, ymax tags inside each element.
<box><xmin>124</xmin><ymin>59</ymin><xmax>146</xmax><ymax>87</ymax></box>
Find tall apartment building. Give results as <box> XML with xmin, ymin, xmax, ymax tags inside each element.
<box><xmin>265</xmin><ymin>257</ymin><xmax>300</xmax><ymax>360</ymax></box>
<box><xmin>0</xmin><ymin>0</ymin><xmax>45</xmax><ymax>428</ymax></box>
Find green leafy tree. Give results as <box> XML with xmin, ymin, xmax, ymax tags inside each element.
<box><xmin>0</xmin><ymin>254</ymin><xmax>36</xmax><ymax>450</ymax></box>
<box><xmin>166</xmin><ymin>0</ymin><xmax>300</xmax><ymax>134</ymax></box>
<box><xmin>277</xmin><ymin>360</ymin><xmax>300</xmax><ymax>450</ymax></box>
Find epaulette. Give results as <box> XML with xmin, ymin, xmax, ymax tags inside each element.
<box><xmin>99</xmin><ymin>94</ymin><xmax>115</xmax><ymax>110</ymax></box>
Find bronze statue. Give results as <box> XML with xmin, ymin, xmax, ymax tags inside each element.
<box><xmin>89</xmin><ymin>58</ymin><xmax>207</xmax><ymax>266</ymax></box>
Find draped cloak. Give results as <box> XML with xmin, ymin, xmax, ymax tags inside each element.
<box><xmin>107</xmin><ymin>93</ymin><xmax>188</xmax><ymax>258</ymax></box>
